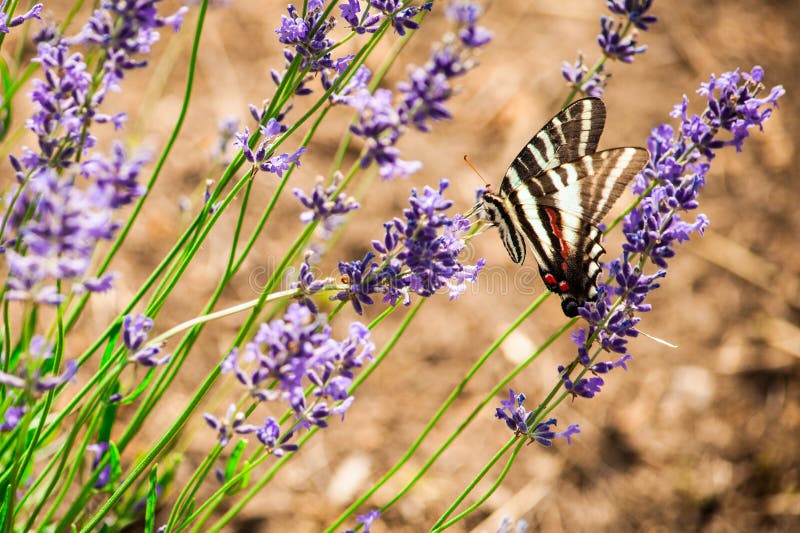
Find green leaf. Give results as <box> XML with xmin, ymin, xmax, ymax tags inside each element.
<box><xmin>224</xmin><ymin>439</ymin><xmax>248</xmax><ymax>495</ymax></box>
<box><xmin>118</xmin><ymin>367</ymin><xmax>156</xmax><ymax>405</ymax></box>
<box><xmin>0</xmin><ymin>55</ymin><xmax>12</xmax><ymax>141</ymax></box>
<box><xmin>100</xmin><ymin>321</ymin><xmax>122</xmax><ymax>366</ymax></box>
<box><xmin>144</xmin><ymin>466</ymin><xmax>158</xmax><ymax>533</ymax></box>
<box><xmin>98</xmin><ymin>387</ymin><xmax>120</xmax><ymax>442</ymax></box>
<box><xmin>0</xmin><ymin>484</ymin><xmax>10</xmax><ymax>530</ymax></box>
<box><xmin>108</xmin><ymin>442</ymin><xmax>122</xmax><ymax>485</ymax></box>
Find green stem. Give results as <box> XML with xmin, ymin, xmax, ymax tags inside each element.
<box><xmin>430</xmin><ymin>438</ymin><xmax>523</xmax><ymax>531</ymax></box>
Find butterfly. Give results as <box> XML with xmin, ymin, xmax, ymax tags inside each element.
<box><xmin>480</xmin><ymin>97</ymin><xmax>649</xmax><ymax>317</ymax></box>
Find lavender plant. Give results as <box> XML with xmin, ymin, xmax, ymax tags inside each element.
<box><xmin>0</xmin><ymin>0</ymin><xmax>786</xmax><ymax>532</ymax></box>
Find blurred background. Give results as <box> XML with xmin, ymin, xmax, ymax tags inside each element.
<box><xmin>23</xmin><ymin>0</ymin><xmax>798</xmax><ymax>531</ymax></box>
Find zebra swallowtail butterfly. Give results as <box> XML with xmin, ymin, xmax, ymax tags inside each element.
<box><xmin>480</xmin><ymin>97</ymin><xmax>649</xmax><ymax>317</ymax></box>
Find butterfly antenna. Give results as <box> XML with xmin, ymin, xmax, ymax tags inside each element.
<box><xmin>463</xmin><ymin>155</ymin><xmax>489</xmax><ymax>188</ymax></box>
<box><xmin>463</xmin><ymin>155</ymin><xmax>489</xmax><ymax>220</ymax></box>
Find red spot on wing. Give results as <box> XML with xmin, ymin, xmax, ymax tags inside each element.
<box><xmin>558</xmin><ymin>281</ymin><xmax>570</xmax><ymax>292</ymax></box>
<box><xmin>544</xmin><ymin>207</ymin><xmax>570</xmax><ymax>261</ymax></box>
<box><xmin>543</xmin><ymin>273</ymin><xmax>557</xmax><ymax>286</ymax></box>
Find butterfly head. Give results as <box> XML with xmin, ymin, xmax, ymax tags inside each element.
<box><xmin>478</xmin><ymin>189</ymin><xmax>503</xmax><ymax>227</ymax></box>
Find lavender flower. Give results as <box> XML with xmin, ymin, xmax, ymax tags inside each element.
<box><xmin>343</xmin><ymin>510</ymin><xmax>381</xmax><ymax>533</ymax></box>
<box><xmin>235</xmin><ymin>417</ymin><xmax>298</xmax><ymax>456</ymax></box>
<box><xmin>82</xmin><ymin>142</ymin><xmax>150</xmax><ymax>208</ymax></box>
<box><xmin>123</xmin><ymin>314</ymin><xmax>154</xmax><ymax>352</ymax></box>
<box><xmin>339</xmin><ymin>0</ymin><xmax>381</xmax><ymax>34</ymax></box>
<box><xmin>335</xmin><ymin>1</ymin><xmax>490</xmax><ymax>179</ymax></box>
<box><xmin>292</xmin><ymin>253</ymin><xmax>328</xmax><ymax>299</ymax></box>
<box><xmin>0</xmin><ymin>406</ymin><xmax>25</xmax><ymax>432</ymax></box>
<box><xmin>597</xmin><ymin>16</ymin><xmax>647</xmax><ymax>63</ymax></box>
<box><xmin>16</xmin><ymin>0</ymin><xmax>183</xmax><ymax>175</ymax></box>
<box><xmin>606</xmin><ymin>0</ymin><xmax>657</xmax><ymax>31</ymax></box>
<box><xmin>497</xmin><ymin>517</ymin><xmax>529</xmax><ymax>533</ymax></box>
<box><xmin>4</xmin><ymin>169</ymin><xmax>120</xmax><ymax>304</ymax></box>
<box><xmin>371</xmin><ymin>0</ymin><xmax>431</xmax><ymax>36</ymax></box>
<box><xmin>445</xmin><ymin>1</ymin><xmax>492</xmax><ymax>48</ymax></box>
<box><xmin>0</xmin><ymin>0</ymin><xmax>43</xmax><ymax>34</ymax></box>
<box><xmin>233</xmin><ymin>122</ymin><xmax>306</xmax><ymax>178</ymax></box>
<box><xmin>203</xmin><ymin>404</ymin><xmax>244</xmax><ymax>447</ymax></box>
<box><xmin>558</xmin><ymin>365</ymin><xmax>604</xmax><ymax>399</ymax></box>
<box><xmin>346</xmin><ymin>87</ymin><xmax>419</xmax><ymax>180</ymax></box>
<box><xmin>562</xmin><ymin>2</ymin><xmax>655</xmax><ymax>97</ymax></box>
<box><xmin>333</xmin><ymin>179</ymin><xmax>485</xmax><ymax>314</ymax></box>
<box><xmin>4</xmin><ymin>146</ymin><xmax>146</xmax><ymax>301</ymax></box>
<box><xmin>87</xmin><ymin>442</ymin><xmax>112</xmax><ymax>489</ymax></box>
<box><xmin>122</xmin><ymin>313</ymin><xmax>170</xmax><ymax>366</ymax></box>
<box><xmin>294</xmin><ymin>175</ymin><xmax>360</xmax><ymax>224</ymax></box>
<box><xmin>561</xmin><ymin>54</ymin><xmax>607</xmax><ymax>97</ymax></box>
<box><xmin>351</xmin><ymin>510</ymin><xmax>381</xmax><ymax>533</ymax></box>
<box><xmin>494</xmin><ymin>390</ymin><xmax>529</xmax><ymax>434</ymax></box>
<box><xmin>26</xmin><ymin>41</ymin><xmax>98</xmax><ymax>168</ymax></box>
<box><xmin>494</xmin><ymin>390</ymin><xmax>580</xmax><ymax>446</ymax></box>
<box><xmin>274</xmin><ymin>1</ymin><xmax>356</xmax><ymax>91</ymax></box>
<box><xmin>0</xmin><ymin>336</ymin><xmax>78</xmax><ymax>395</ymax></box>
<box><xmin>212</xmin><ymin>116</ymin><xmax>240</xmax><ymax>163</ymax></box>
<box><xmin>2</xmin><ymin>141</ymin><xmax>148</xmax><ymax>301</ymax></box>
<box><xmin>215</xmin><ymin>303</ymin><xmax>373</xmax><ymax>442</ymax></box>
<box><xmin>529</xmin><ymin>418</ymin><xmax>580</xmax><ymax>447</ymax></box>
<box><xmin>72</xmin><ymin>0</ymin><xmax>187</xmax><ymax>87</ymax></box>
<box><xmin>397</xmin><ymin>3</ymin><xmax>491</xmax><ymax>132</ymax></box>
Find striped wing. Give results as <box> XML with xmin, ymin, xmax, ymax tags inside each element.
<box><xmin>507</xmin><ymin>147</ymin><xmax>649</xmax><ymax>316</ymax></box>
<box><xmin>500</xmin><ymin>97</ymin><xmax>606</xmax><ymax>197</ymax></box>
<box><xmin>480</xmin><ymin>97</ymin><xmax>649</xmax><ymax>316</ymax></box>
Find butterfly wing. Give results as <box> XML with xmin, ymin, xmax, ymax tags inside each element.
<box><xmin>508</xmin><ymin>147</ymin><xmax>650</xmax><ymax>316</ymax></box>
<box><xmin>500</xmin><ymin>97</ymin><xmax>606</xmax><ymax>197</ymax></box>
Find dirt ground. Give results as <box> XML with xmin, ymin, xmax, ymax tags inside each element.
<box><xmin>23</xmin><ymin>0</ymin><xmax>800</xmax><ymax>531</ymax></box>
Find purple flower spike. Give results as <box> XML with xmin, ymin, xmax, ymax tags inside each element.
<box><xmin>0</xmin><ymin>406</ymin><xmax>26</xmax><ymax>432</ymax></box>
<box><xmin>333</xmin><ymin>179</ymin><xmax>484</xmax><ymax>313</ymax></box>
<box><xmin>597</xmin><ymin>16</ymin><xmax>647</xmax><ymax>63</ymax></box>
<box><xmin>260</xmin><ymin>146</ymin><xmax>306</xmax><ymax>177</ymax></box>
<box><xmin>130</xmin><ymin>345</ymin><xmax>171</xmax><ymax>367</ymax></box>
<box><xmin>87</xmin><ymin>442</ymin><xmax>112</xmax><ymax>489</ymax></box>
<box><xmin>72</xmin><ymin>0</ymin><xmax>187</xmax><ymax>87</ymax></box>
<box><xmin>81</xmin><ymin>142</ymin><xmax>149</xmax><ymax>209</ymax></box>
<box><xmin>558</xmin><ymin>364</ymin><xmax>605</xmax><ymax>399</ymax></box>
<box><xmin>35</xmin><ymin>360</ymin><xmax>78</xmax><ymax>392</ymax></box>
<box><xmin>561</xmin><ymin>54</ymin><xmax>607</xmax><ymax>97</ymax></box>
<box><xmin>0</xmin><ymin>336</ymin><xmax>79</xmax><ymax>394</ymax></box>
<box><xmin>235</xmin><ymin>417</ymin><xmax>299</xmax><ymax>456</ymax></box>
<box><xmin>217</xmin><ymin>303</ymin><xmax>373</xmax><ymax>440</ymax></box>
<box><xmin>293</xmin><ymin>174</ymin><xmax>359</xmax><ymax>224</ymax></box>
<box><xmin>335</xmin><ymin>2</ymin><xmax>489</xmax><ymax>180</ymax></box>
<box><xmin>495</xmin><ymin>390</ymin><xmax>581</xmax><ymax>446</ymax></box>
<box><xmin>274</xmin><ymin>1</ymin><xmax>354</xmax><ymax>90</ymax></box>
<box><xmin>339</xmin><ymin>0</ymin><xmax>381</xmax><ymax>34</ymax></box>
<box><xmin>203</xmin><ymin>404</ymin><xmax>244</xmax><ymax>448</ymax></box>
<box><xmin>494</xmin><ymin>389</ymin><xmax>530</xmax><ymax>434</ymax></box>
<box><xmin>123</xmin><ymin>314</ymin><xmax>155</xmax><ymax>352</ymax></box>
<box><xmin>530</xmin><ymin>418</ymin><xmax>581</xmax><ymax>447</ymax></box>
<box><xmin>0</xmin><ymin>1</ymin><xmax>43</xmax><ymax>34</ymax></box>
<box><xmin>27</xmin><ymin>41</ymin><xmax>95</xmax><ymax>167</ymax></box>
<box><xmin>606</xmin><ymin>0</ymin><xmax>658</xmax><ymax>30</ymax></box>
<box><xmin>357</xmin><ymin>509</ymin><xmax>381</xmax><ymax>533</ymax></box>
